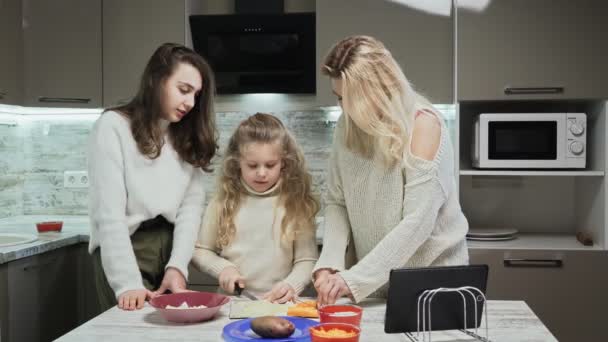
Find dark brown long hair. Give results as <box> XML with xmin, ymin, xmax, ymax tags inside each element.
<box><xmin>109</xmin><ymin>42</ymin><xmax>218</xmax><ymax>171</ymax></box>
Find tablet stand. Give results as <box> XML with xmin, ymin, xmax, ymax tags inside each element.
<box><xmin>404</xmin><ymin>286</ymin><xmax>490</xmax><ymax>342</ymax></box>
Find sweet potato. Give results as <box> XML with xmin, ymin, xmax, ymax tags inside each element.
<box><xmin>250</xmin><ymin>316</ymin><xmax>295</xmax><ymax>338</ymax></box>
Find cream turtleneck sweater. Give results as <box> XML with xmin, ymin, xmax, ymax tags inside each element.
<box><xmin>192</xmin><ymin>180</ymin><xmax>318</xmax><ymax>295</ymax></box>
<box><xmin>313</xmin><ymin>115</ymin><xmax>469</xmax><ymax>302</ymax></box>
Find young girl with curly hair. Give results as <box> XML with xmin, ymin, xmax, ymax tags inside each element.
<box><xmin>192</xmin><ymin>113</ymin><xmax>319</xmax><ymax>303</ymax></box>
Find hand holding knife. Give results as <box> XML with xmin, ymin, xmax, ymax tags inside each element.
<box><xmin>235</xmin><ymin>282</ymin><xmax>258</xmax><ymax>300</ymax></box>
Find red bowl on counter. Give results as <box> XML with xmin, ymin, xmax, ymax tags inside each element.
<box><xmin>310</xmin><ymin>323</ymin><xmax>361</xmax><ymax>342</ymax></box>
<box><xmin>36</xmin><ymin>221</ymin><xmax>63</xmax><ymax>233</ymax></box>
<box><xmin>319</xmin><ymin>304</ymin><xmax>363</xmax><ymax>327</ymax></box>
<box><xmin>149</xmin><ymin>291</ymin><xmax>230</xmax><ymax>323</ymax></box>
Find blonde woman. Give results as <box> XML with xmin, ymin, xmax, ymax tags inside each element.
<box><xmin>313</xmin><ymin>36</ymin><xmax>469</xmax><ymax>305</ymax></box>
<box><xmin>192</xmin><ymin>113</ymin><xmax>320</xmax><ymax>303</ymax></box>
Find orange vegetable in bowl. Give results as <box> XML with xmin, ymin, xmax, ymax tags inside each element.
<box><xmin>310</xmin><ymin>323</ymin><xmax>361</xmax><ymax>342</ymax></box>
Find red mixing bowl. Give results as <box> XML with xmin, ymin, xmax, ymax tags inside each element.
<box><xmin>319</xmin><ymin>304</ymin><xmax>363</xmax><ymax>327</ymax></box>
<box><xmin>149</xmin><ymin>291</ymin><xmax>230</xmax><ymax>323</ymax></box>
<box><xmin>36</xmin><ymin>221</ymin><xmax>63</xmax><ymax>233</ymax></box>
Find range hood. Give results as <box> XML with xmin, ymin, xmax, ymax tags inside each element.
<box><xmin>189</xmin><ymin>1</ymin><xmax>316</xmax><ymax>94</ymax></box>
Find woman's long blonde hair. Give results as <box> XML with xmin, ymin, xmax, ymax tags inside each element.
<box><xmin>322</xmin><ymin>35</ymin><xmax>440</xmax><ymax>166</ymax></box>
<box><xmin>215</xmin><ymin>113</ymin><xmax>320</xmax><ymax>249</ymax></box>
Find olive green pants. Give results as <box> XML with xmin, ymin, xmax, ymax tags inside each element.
<box><xmin>92</xmin><ymin>215</ymin><xmax>174</xmax><ymax>312</ymax></box>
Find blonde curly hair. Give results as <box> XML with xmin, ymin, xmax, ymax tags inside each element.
<box><xmin>215</xmin><ymin>113</ymin><xmax>320</xmax><ymax>248</ymax></box>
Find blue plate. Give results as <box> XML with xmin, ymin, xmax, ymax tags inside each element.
<box><xmin>222</xmin><ymin>316</ymin><xmax>318</xmax><ymax>342</ymax></box>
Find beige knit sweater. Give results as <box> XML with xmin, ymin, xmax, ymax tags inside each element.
<box><xmin>313</xmin><ymin>115</ymin><xmax>469</xmax><ymax>302</ymax></box>
<box><xmin>192</xmin><ymin>181</ymin><xmax>318</xmax><ymax>295</ymax></box>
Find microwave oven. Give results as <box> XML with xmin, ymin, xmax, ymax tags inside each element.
<box><xmin>472</xmin><ymin>113</ymin><xmax>586</xmax><ymax>169</ymax></box>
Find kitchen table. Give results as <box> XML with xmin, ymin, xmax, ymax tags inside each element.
<box><xmin>56</xmin><ymin>298</ymin><xmax>557</xmax><ymax>341</ymax></box>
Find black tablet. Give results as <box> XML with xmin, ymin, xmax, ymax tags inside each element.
<box><xmin>384</xmin><ymin>265</ymin><xmax>489</xmax><ymax>333</ymax></box>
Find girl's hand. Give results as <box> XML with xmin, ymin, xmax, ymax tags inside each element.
<box><xmin>316</xmin><ymin>273</ymin><xmax>352</xmax><ymax>306</ymax></box>
<box><xmin>118</xmin><ymin>288</ymin><xmax>154</xmax><ymax>310</ymax></box>
<box><xmin>219</xmin><ymin>266</ymin><xmax>245</xmax><ymax>294</ymax></box>
<box><xmin>263</xmin><ymin>282</ymin><xmax>295</xmax><ymax>304</ymax></box>
<box><xmin>152</xmin><ymin>267</ymin><xmax>188</xmax><ymax>297</ymax></box>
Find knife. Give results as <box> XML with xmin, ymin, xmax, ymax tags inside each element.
<box><xmin>235</xmin><ymin>282</ymin><xmax>258</xmax><ymax>300</ymax></box>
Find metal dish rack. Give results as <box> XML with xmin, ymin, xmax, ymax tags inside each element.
<box><xmin>404</xmin><ymin>286</ymin><xmax>490</xmax><ymax>342</ymax></box>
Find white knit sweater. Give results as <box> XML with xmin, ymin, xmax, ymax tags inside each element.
<box><xmin>313</xmin><ymin>115</ymin><xmax>469</xmax><ymax>302</ymax></box>
<box><xmin>88</xmin><ymin>111</ymin><xmax>205</xmax><ymax>297</ymax></box>
<box><xmin>192</xmin><ymin>180</ymin><xmax>318</xmax><ymax>295</ymax></box>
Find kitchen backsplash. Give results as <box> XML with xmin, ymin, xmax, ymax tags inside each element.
<box><xmin>0</xmin><ymin>104</ymin><xmax>455</xmax><ymax>218</ymax></box>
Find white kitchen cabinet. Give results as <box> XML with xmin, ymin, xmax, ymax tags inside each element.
<box><xmin>316</xmin><ymin>0</ymin><xmax>454</xmax><ymax>106</ymax></box>
<box><xmin>470</xmin><ymin>249</ymin><xmax>608</xmax><ymax>342</ymax></box>
<box><xmin>457</xmin><ymin>0</ymin><xmax>608</xmax><ymax>100</ymax></box>
<box><xmin>0</xmin><ymin>0</ymin><xmax>23</xmax><ymax>105</ymax></box>
<box><xmin>103</xmin><ymin>0</ymin><xmax>186</xmax><ymax>107</ymax></box>
<box><xmin>0</xmin><ymin>245</ymin><xmax>80</xmax><ymax>342</ymax></box>
<box><xmin>22</xmin><ymin>0</ymin><xmax>102</xmax><ymax>107</ymax></box>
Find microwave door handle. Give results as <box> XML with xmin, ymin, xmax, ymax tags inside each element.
<box><xmin>504</xmin><ymin>86</ymin><xmax>564</xmax><ymax>95</ymax></box>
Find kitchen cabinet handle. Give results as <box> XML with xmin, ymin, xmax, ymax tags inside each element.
<box><xmin>23</xmin><ymin>258</ymin><xmax>59</xmax><ymax>271</ymax></box>
<box><xmin>504</xmin><ymin>86</ymin><xmax>564</xmax><ymax>95</ymax></box>
<box><xmin>0</xmin><ymin>90</ymin><xmax>6</xmax><ymax>98</ymax></box>
<box><xmin>38</xmin><ymin>97</ymin><xmax>91</xmax><ymax>104</ymax></box>
<box><xmin>503</xmin><ymin>258</ymin><xmax>563</xmax><ymax>268</ymax></box>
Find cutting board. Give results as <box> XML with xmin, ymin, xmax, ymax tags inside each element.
<box><xmin>229</xmin><ymin>299</ymin><xmax>291</xmax><ymax>319</ymax></box>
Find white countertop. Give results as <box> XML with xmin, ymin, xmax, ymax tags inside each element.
<box><xmin>56</xmin><ymin>298</ymin><xmax>557</xmax><ymax>342</ymax></box>
<box><xmin>0</xmin><ymin>215</ymin><xmax>90</xmax><ymax>264</ymax></box>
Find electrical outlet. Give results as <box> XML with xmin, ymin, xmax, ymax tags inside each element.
<box><xmin>64</xmin><ymin>171</ymin><xmax>89</xmax><ymax>188</ymax></box>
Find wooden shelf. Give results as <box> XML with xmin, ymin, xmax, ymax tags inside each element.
<box><xmin>467</xmin><ymin>233</ymin><xmax>603</xmax><ymax>251</ymax></box>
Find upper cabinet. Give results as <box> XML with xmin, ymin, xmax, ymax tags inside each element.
<box><xmin>103</xmin><ymin>0</ymin><xmax>186</xmax><ymax>107</ymax></box>
<box><xmin>22</xmin><ymin>0</ymin><xmax>102</xmax><ymax>107</ymax></box>
<box><xmin>457</xmin><ymin>0</ymin><xmax>608</xmax><ymax>101</ymax></box>
<box><xmin>0</xmin><ymin>0</ymin><xmax>23</xmax><ymax>105</ymax></box>
<box><xmin>316</xmin><ymin>0</ymin><xmax>454</xmax><ymax>106</ymax></box>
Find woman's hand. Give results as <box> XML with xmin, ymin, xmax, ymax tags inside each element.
<box><xmin>313</xmin><ymin>268</ymin><xmax>335</xmax><ymax>303</ymax></box>
<box><xmin>152</xmin><ymin>267</ymin><xmax>189</xmax><ymax>297</ymax></box>
<box><xmin>315</xmin><ymin>273</ymin><xmax>352</xmax><ymax>306</ymax></box>
<box><xmin>263</xmin><ymin>282</ymin><xmax>296</xmax><ymax>304</ymax></box>
<box><xmin>313</xmin><ymin>269</ymin><xmax>334</xmax><ymax>286</ymax></box>
<box><xmin>219</xmin><ymin>266</ymin><xmax>245</xmax><ymax>294</ymax></box>
<box><xmin>118</xmin><ymin>288</ymin><xmax>154</xmax><ymax>310</ymax></box>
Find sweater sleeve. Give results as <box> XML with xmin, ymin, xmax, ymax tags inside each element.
<box><xmin>339</xmin><ymin>154</ymin><xmax>447</xmax><ymax>303</ymax></box>
<box><xmin>88</xmin><ymin>116</ymin><xmax>144</xmax><ymax>297</ymax></box>
<box><xmin>191</xmin><ymin>200</ymin><xmax>238</xmax><ymax>278</ymax></box>
<box><xmin>312</xmin><ymin>119</ymin><xmax>352</xmax><ymax>275</ymax></box>
<box><xmin>165</xmin><ymin>168</ymin><xmax>206</xmax><ymax>280</ymax></box>
<box><xmin>283</xmin><ymin>229</ymin><xmax>319</xmax><ymax>295</ymax></box>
